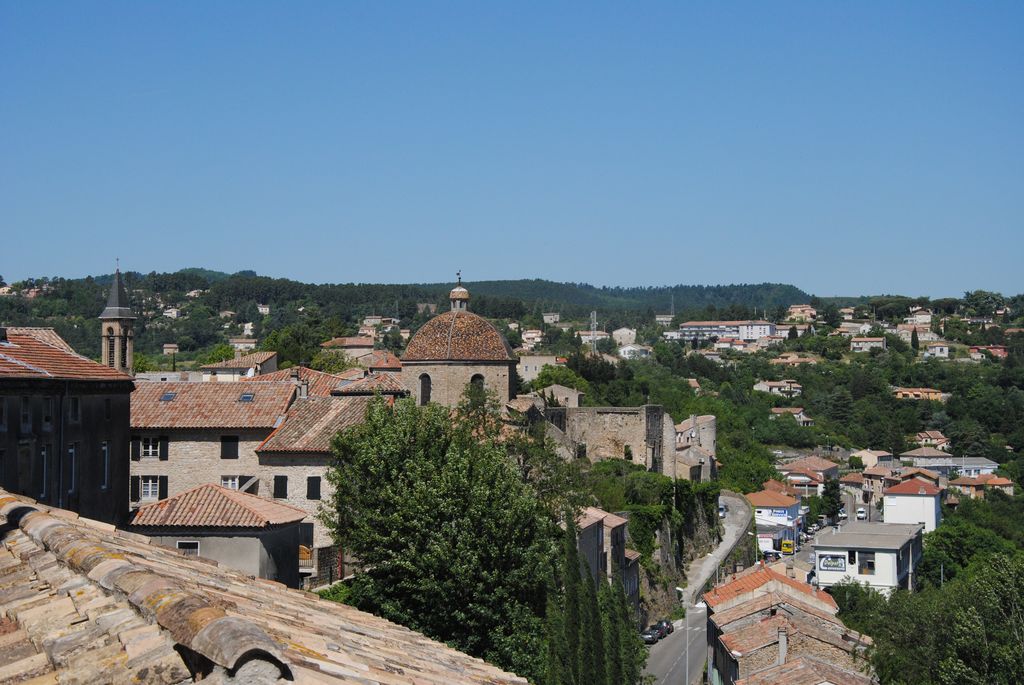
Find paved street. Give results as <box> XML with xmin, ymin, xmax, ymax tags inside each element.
<box><xmin>644</xmin><ymin>492</ymin><xmax>752</xmax><ymax>685</ymax></box>
<box><xmin>644</xmin><ymin>602</ymin><xmax>708</xmax><ymax>685</ymax></box>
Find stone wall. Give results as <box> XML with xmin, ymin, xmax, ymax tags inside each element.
<box><xmin>403</xmin><ymin>361</ymin><xmax>514</xmax><ymax>407</ymax></box>
<box><xmin>561</xmin><ymin>406</ymin><xmax>667</xmax><ymax>469</ymax></box>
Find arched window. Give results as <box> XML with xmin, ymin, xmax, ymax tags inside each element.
<box><xmin>106</xmin><ymin>327</ymin><xmax>115</xmax><ymax>367</ymax></box>
<box><xmin>419</xmin><ymin>374</ymin><xmax>432</xmax><ymax>406</ymax></box>
<box><xmin>470</xmin><ymin>374</ymin><xmax>485</xmax><ymax>392</ymax></box>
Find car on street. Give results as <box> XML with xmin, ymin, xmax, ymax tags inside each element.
<box><xmin>641</xmin><ymin>627</ymin><xmax>661</xmax><ymax>644</ymax></box>
<box><xmin>655</xmin><ymin>619</ymin><xmax>674</xmax><ymax>635</ymax></box>
<box><xmin>856</xmin><ymin>507</ymin><xmax>867</xmax><ymax>520</ymax></box>
<box><xmin>719</xmin><ymin>503</ymin><xmax>727</xmax><ymax>518</ymax></box>
<box><xmin>763</xmin><ymin>550</ymin><xmax>782</xmax><ymax>562</ymax></box>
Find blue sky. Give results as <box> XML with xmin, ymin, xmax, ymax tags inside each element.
<box><xmin>2</xmin><ymin>2</ymin><xmax>1021</xmax><ymax>297</ymax></box>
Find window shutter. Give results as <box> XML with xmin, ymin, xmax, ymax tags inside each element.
<box><xmin>307</xmin><ymin>476</ymin><xmax>321</xmax><ymax>501</ymax></box>
<box><xmin>131</xmin><ymin>438</ymin><xmax>141</xmax><ymax>461</ymax></box>
<box><xmin>221</xmin><ymin>436</ymin><xmax>239</xmax><ymax>459</ymax></box>
<box><xmin>158</xmin><ymin>476</ymin><xmax>168</xmax><ymax>500</ymax></box>
<box><xmin>159</xmin><ymin>437</ymin><xmax>169</xmax><ymax>461</ymax></box>
<box><xmin>273</xmin><ymin>476</ymin><xmax>288</xmax><ymax>499</ymax></box>
<box><xmin>130</xmin><ymin>476</ymin><xmax>140</xmax><ymax>501</ymax></box>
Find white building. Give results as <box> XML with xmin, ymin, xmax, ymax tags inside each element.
<box><xmin>662</xmin><ymin>330</ymin><xmax>685</xmax><ymax>341</ymax></box>
<box><xmin>923</xmin><ymin>342</ymin><xmax>950</xmax><ymax>359</ymax></box>
<box><xmin>578</xmin><ymin>330</ymin><xmax>609</xmax><ymax>345</ymax></box>
<box><xmin>655</xmin><ymin>314</ymin><xmax>674</xmax><ymax>326</ymax></box>
<box><xmin>813</xmin><ymin>522</ymin><xmax>924</xmax><ymax>596</ymax></box>
<box><xmin>257</xmin><ymin>304</ymin><xmax>270</xmax><ymax>316</ymax></box>
<box><xmin>612</xmin><ymin>327</ymin><xmax>637</xmax><ymax>346</ymax></box>
<box><xmin>677</xmin><ymin>320</ymin><xmax>776</xmax><ymax>343</ymax></box>
<box><xmin>517</xmin><ymin>354</ymin><xmax>563</xmax><ymax>382</ymax></box>
<box><xmin>747</xmin><ymin>490</ymin><xmax>801</xmax><ymax>530</ymax></box>
<box><xmin>521</xmin><ymin>329</ymin><xmax>544</xmax><ymax>350</ymax></box>
<box><xmin>618</xmin><ymin>344</ymin><xmax>652</xmax><ymax>360</ymax></box>
<box><xmin>904</xmin><ymin>308</ymin><xmax>933</xmax><ymax>326</ymax></box>
<box><xmin>753</xmin><ymin>380</ymin><xmax>803</xmax><ymax>398</ymax></box>
<box><xmin>542</xmin><ymin>313</ymin><xmax>560</xmax><ymax>325</ymax></box>
<box><xmin>163</xmin><ymin>308</ymin><xmax>181</xmax><ymax>319</ymax></box>
<box><xmin>883</xmin><ymin>479</ymin><xmax>942</xmax><ymax>532</ymax></box>
<box><xmin>850</xmin><ymin>337</ymin><xmax>886</xmax><ymax>353</ymax></box>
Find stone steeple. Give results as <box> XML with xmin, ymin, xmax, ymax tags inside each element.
<box><xmin>449</xmin><ymin>271</ymin><xmax>469</xmax><ymax>312</ymax></box>
<box><xmin>99</xmin><ymin>268</ymin><xmax>135</xmax><ymax>374</ymax></box>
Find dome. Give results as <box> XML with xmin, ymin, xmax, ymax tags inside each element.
<box><xmin>402</xmin><ymin>310</ymin><xmax>516</xmax><ymax>362</ymax></box>
<box><xmin>449</xmin><ymin>286</ymin><xmax>470</xmax><ymax>301</ymax></box>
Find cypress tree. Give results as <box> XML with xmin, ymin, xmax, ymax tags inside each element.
<box><xmin>579</xmin><ymin>569</ymin><xmax>606</xmax><ymax>685</ymax></box>
<box><xmin>544</xmin><ymin>590</ymin><xmax>566</xmax><ymax>685</ymax></box>
<box><xmin>911</xmin><ymin>327</ymin><xmax>920</xmax><ymax>351</ymax></box>
<box><xmin>561</xmin><ymin>519</ymin><xmax>582</xmax><ymax>685</ymax></box>
<box><xmin>600</xmin><ymin>580</ymin><xmax>623</xmax><ymax>685</ymax></box>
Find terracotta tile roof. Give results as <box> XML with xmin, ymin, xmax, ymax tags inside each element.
<box><xmin>709</xmin><ymin>591</ymin><xmax>842</xmax><ymax>631</ymax></box>
<box><xmin>771</xmin><ymin>407</ymin><xmax>805</xmax><ymax>414</ymax></box>
<box><xmin>362</xmin><ymin>348</ymin><xmax>403</xmax><ymax>370</ymax></box>
<box><xmin>898</xmin><ymin>467</ymin><xmax>940</xmax><ymax>482</ymax></box>
<box><xmin>333</xmin><ymin>371</ymin><xmax>407</xmax><ymax>396</ymax></box>
<box><xmin>703</xmin><ymin>564</ymin><xmax>837</xmax><ymax>610</ymax></box>
<box><xmin>576</xmin><ymin>508</ymin><xmax>604</xmax><ymax>530</ymax></box>
<box><xmin>240</xmin><ymin>365</ymin><xmax>346</xmax><ymax>397</ymax></box>
<box><xmin>840</xmin><ymin>472</ymin><xmax>865</xmax><ymax>484</ymax></box>
<box><xmin>585</xmin><ymin>506</ymin><xmax>628</xmax><ymax>528</ymax></box>
<box><xmin>0</xmin><ymin>490</ymin><xmax>529</xmax><ymax>684</ymax></box>
<box><xmin>0</xmin><ymin>328</ymin><xmax>133</xmax><ymax>381</ymax></box>
<box><xmin>784</xmin><ymin>468</ymin><xmax>824</xmax><ymax>484</ymax></box>
<box><xmin>131</xmin><ymin>381</ymin><xmax>295</xmax><ymax>429</ymax></box>
<box><xmin>900</xmin><ymin>446</ymin><xmax>948</xmax><ymax>458</ymax></box>
<box><xmin>675</xmin><ymin>414</ymin><xmax>715</xmax><ymax>432</ymax></box>
<box><xmin>320</xmin><ymin>336</ymin><xmax>375</xmax><ymax>349</ymax></box>
<box><xmin>735</xmin><ymin>656</ymin><xmax>874</xmax><ymax>685</ymax></box>
<box><xmin>884</xmin><ymin>480</ymin><xmax>941</xmax><ymax>496</ymax></box>
<box><xmin>132</xmin><ymin>483</ymin><xmax>307</xmax><ymax>528</ymax></box>
<box><xmin>863</xmin><ymin>466</ymin><xmax>893</xmax><ymax>477</ymax></box>
<box><xmin>403</xmin><ymin>311</ymin><xmax>516</xmax><ymax>362</ymax></box>
<box><xmin>779</xmin><ymin>456</ymin><xmax>839</xmax><ymax>473</ymax></box>
<box><xmin>624</xmin><ymin>549</ymin><xmax>641</xmax><ymax>561</ymax></box>
<box><xmin>746</xmin><ymin>490</ymin><xmax>798</xmax><ymax>507</ymax></box>
<box><xmin>258</xmin><ymin>396</ymin><xmax>373</xmax><ymax>453</ymax></box>
<box><xmin>199</xmin><ymin>350</ymin><xmax>277</xmax><ymax>370</ymax></box>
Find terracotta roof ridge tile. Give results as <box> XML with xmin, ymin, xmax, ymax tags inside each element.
<box><xmin>0</xmin><ymin>492</ymin><xmax>291</xmax><ymax>678</ymax></box>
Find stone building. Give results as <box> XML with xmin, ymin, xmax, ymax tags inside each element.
<box><xmin>256</xmin><ymin>394</ymin><xmax>376</xmax><ymax>587</ymax></box>
<box><xmin>402</xmin><ymin>281</ymin><xmax>517</xmax><ymax>407</ymax></box>
<box><xmin>0</xmin><ymin>326</ymin><xmax>135</xmax><ymax>525</ymax></box>
<box><xmin>99</xmin><ymin>269</ymin><xmax>135</xmax><ymax>375</ymax></box>
<box><xmin>129</xmin><ymin>381</ymin><xmax>297</xmax><ymax>507</ymax></box>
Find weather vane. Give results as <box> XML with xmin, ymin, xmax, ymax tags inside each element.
<box><xmin>456</xmin><ymin>270</ymin><xmax>462</xmax><ymax>285</ymax></box>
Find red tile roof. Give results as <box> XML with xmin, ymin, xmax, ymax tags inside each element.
<box><xmin>884</xmin><ymin>479</ymin><xmax>941</xmax><ymax>496</ymax></box>
<box><xmin>132</xmin><ymin>484</ymin><xmax>307</xmax><ymax>528</ymax></box>
<box><xmin>320</xmin><ymin>336</ymin><xmax>375</xmax><ymax>349</ymax></box>
<box><xmin>199</xmin><ymin>350</ymin><xmax>277</xmax><ymax>370</ymax></box>
<box><xmin>703</xmin><ymin>564</ymin><xmax>837</xmax><ymax>610</ymax></box>
<box><xmin>240</xmin><ymin>365</ymin><xmax>347</xmax><ymax>397</ymax></box>
<box><xmin>779</xmin><ymin>456</ymin><xmax>839</xmax><ymax>473</ymax></box>
<box><xmin>333</xmin><ymin>372</ymin><xmax>407</xmax><ymax>396</ymax></box>
<box><xmin>735</xmin><ymin>656</ymin><xmax>873</xmax><ymax>685</ymax></box>
<box><xmin>840</xmin><ymin>472</ymin><xmax>865</xmax><ymax>484</ymax></box>
<box><xmin>900</xmin><ymin>446</ymin><xmax>948</xmax><ymax>458</ymax></box>
<box><xmin>0</xmin><ymin>328</ymin><xmax>133</xmax><ymax>381</ymax></box>
<box><xmin>131</xmin><ymin>381</ymin><xmax>295</xmax><ymax>429</ymax></box>
<box><xmin>584</xmin><ymin>506</ymin><xmax>628</xmax><ymax>528</ymax></box>
<box><xmin>403</xmin><ymin>311</ymin><xmax>516</xmax><ymax>362</ymax></box>
<box><xmin>362</xmin><ymin>349</ymin><xmax>402</xmax><ymax>371</ymax></box>
<box><xmin>258</xmin><ymin>396</ymin><xmax>373</xmax><ymax>454</ymax></box>
<box><xmin>746</xmin><ymin>490</ymin><xmax>798</xmax><ymax>507</ymax></box>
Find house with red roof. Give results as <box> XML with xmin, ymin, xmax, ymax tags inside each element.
<box><xmin>883</xmin><ymin>478</ymin><xmax>943</xmax><ymax>532</ymax></box>
<box><xmin>131</xmin><ymin>483</ymin><xmax>307</xmax><ymax>587</ymax></box>
<box><xmin>949</xmin><ymin>473</ymin><xmax>1015</xmax><ymax>500</ymax></box>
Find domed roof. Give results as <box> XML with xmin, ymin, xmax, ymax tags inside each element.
<box><xmin>450</xmin><ymin>285</ymin><xmax>470</xmax><ymax>301</ymax></box>
<box><xmin>403</xmin><ymin>310</ymin><xmax>516</xmax><ymax>362</ymax></box>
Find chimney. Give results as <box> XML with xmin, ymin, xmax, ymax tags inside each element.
<box><xmin>298</xmin><ymin>380</ymin><xmax>309</xmax><ymax>399</ymax></box>
<box><xmin>234</xmin><ymin>347</ymin><xmax>242</xmax><ymax>360</ymax></box>
<box><xmin>0</xmin><ymin>327</ymin><xmax>6</xmax><ymax>343</ymax></box>
<box><xmin>777</xmin><ymin>628</ymin><xmax>788</xmax><ymax>665</ymax></box>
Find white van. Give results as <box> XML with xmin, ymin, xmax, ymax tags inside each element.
<box><xmin>856</xmin><ymin>507</ymin><xmax>867</xmax><ymax>520</ymax></box>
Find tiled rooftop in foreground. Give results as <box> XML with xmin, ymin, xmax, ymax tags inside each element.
<box><xmin>0</xmin><ymin>489</ymin><xmax>529</xmax><ymax>684</ymax></box>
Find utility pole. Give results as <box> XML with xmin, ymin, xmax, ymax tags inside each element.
<box><xmin>590</xmin><ymin>310</ymin><xmax>598</xmax><ymax>355</ymax></box>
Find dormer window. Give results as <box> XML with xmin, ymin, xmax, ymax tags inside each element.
<box><xmin>160</xmin><ymin>392</ymin><xmax>177</xmax><ymax>402</ymax></box>
<box><xmin>239</xmin><ymin>392</ymin><xmax>255</xmax><ymax>402</ymax></box>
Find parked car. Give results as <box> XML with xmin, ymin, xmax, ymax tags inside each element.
<box><xmin>649</xmin><ymin>623</ymin><xmax>670</xmax><ymax>639</ymax></box>
<box><xmin>763</xmin><ymin>550</ymin><xmax>782</xmax><ymax>562</ymax></box>
<box><xmin>641</xmin><ymin>628</ymin><xmax>660</xmax><ymax>645</ymax></box>
<box><xmin>856</xmin><ymin>507</ymin><xmax>867</xmax><ymax>520</ymax></box>
<box><xmin>838</xmin><ymin>509</ymin><xmax>848</xmax><ymax>520</ymax></box>
<box><xmin>655</xmin><ymin>619</ymin><xmax>674</xmax><ymax>635</ymax></box>
<box><xmin>718</xmin><ymin>503</ymin><xmax>727</xmax><ymax>518</ymax></box>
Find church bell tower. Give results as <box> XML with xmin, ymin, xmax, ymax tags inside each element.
<box><xmin>99</xmin><ymin>268</ymin><xmax>136</xmax><ymax>374</ymax></box>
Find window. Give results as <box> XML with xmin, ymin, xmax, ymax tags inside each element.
<box><xmin>239</xmin><ymin>392</ymin><xmax>255</xmax><ymax>403</ymax></box>
<box><xmin>69</xmin><ymin>397</ymin><xmax>80</xmax><ymax>422</ymax></box>
<box><xmin>104</xmin><ymin>398</ymin><xmax>112</xmax><ymax>420</ymax></box>
<box><xmin>21</xmin><ymin>397</ymin><xmax>30</xmax><ymax>430</ymax></box>
<box><xmin>848</xmin><ymin>550</ymin><xmax>857</xmax><ymax>565</ymax></box>
<box><xmin>142</xmin><ymin>437</ymin><xmax>160</xmax><ymax>458</ymax></box>
<box><xmin>141</xmin><ymin>476</ymin><xmax>160</xmax><ymax>500</ymax></box>
<box><xmin>39</xmin><ymin>444</ymin><xmax>49</xmax><ymax>499</ymax></box>
<box><xmin>419</xmin><ymin>374</ymin><xmax>431</xmax><ymax>405</ymax></box>
<box><xmin>470</xmin><ymin>374</ymin><xmax>485</xmax><ymax>392</ymax></box>
<box><xmin>107</xmin><ymin>328</ymin><xmax>115</xmax><ymax>367</ymax></box>
<box><xmin>160</xmin><ymin>392</ymin><xmax>177</xmax><ymax>402</ymax></box>
<box><xmin>307</xmin><ymin>476</ymin><xmax>321</xmax><ymax>500</ymax></box>
<box><xmin>858</xmin><ymin>551</ymin><xmax>876</xmax><ymax>576</ymax></box>
<box><xmin>221</xmin><ymin>475</ymin><xmax>239</xmax><ymax>490</ymax></box>
<box><xmin>177</xmin><ymin>541</ymin><xmax>200</xmax><ymax>556</ymax></box>
<box><xmin>100</xmin><ymin>441</ymin><xmax>110</xmax><ymax>489</ymax></box>
<box><xmin>43</xmin><ymin>397</ymin><xmax>54</xmax><ymax>427</ymax></box>
<box><xmin>67</xmin><ymin>443</ymin><xmax>77</xmax><ymax>493</ymax></box>
<box><xmin>273</xmin><ymin>475</ymin><xmax>288</xmax><ymax>499</ymax></box>
<box><xmin>220</xmin><ymin>436</ymin><xmax>239</xmax><ymax>459</ymax></box>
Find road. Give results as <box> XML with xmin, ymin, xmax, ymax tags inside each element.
<box><xmin>644</xmin><ymin>602</ymin><xmax>708</xmax><ymax>685</ymax></box>
<box><xmin>644</xmin><ymin>492</ymin><xmax>752</xmax><ymax>685</ymax></box>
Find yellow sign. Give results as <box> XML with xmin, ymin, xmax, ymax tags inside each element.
<box><xmin>781</xmin><ymin>540</ymin><xmax>795</xmax><ymax>554</ymax></box>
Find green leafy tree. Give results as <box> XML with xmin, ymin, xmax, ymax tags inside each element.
<box><xmin>309</xmin><ymin>349</ymin><xmax>360</xmax><ymax>374</ymax></box>
<box><xmin>533</xmin><ymin>364</ymin><xmax>591</xmax><ymax>395</ymax></box>
<box><xmin>822</xmin><ymin>477</ymin><xmax>842</xmax><ymax>522</ymax></box>
<box><xmin>323</xmin><ymin>397</ymin><xmax>554</xmax><ymax>680</ymax></box>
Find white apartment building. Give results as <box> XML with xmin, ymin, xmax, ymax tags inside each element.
<box><xmin>813</xmin><ymin>522</ymin><xmax>923</xmax><ymax>596</ymax></box>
